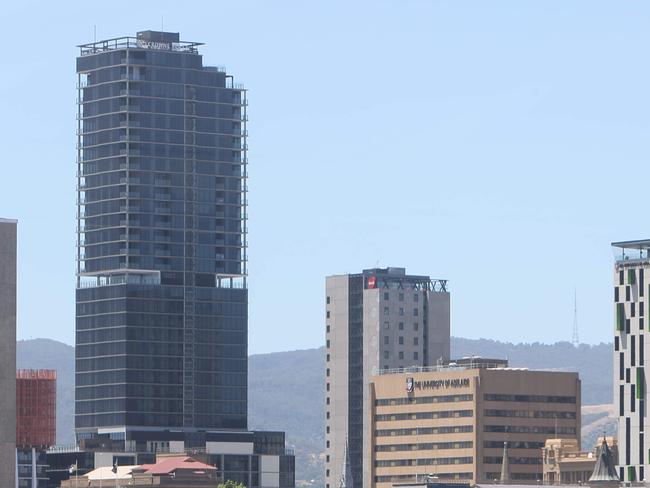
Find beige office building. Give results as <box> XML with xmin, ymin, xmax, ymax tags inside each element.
<box><xmin>368</xmin><ymin>362</ymin><xmax>581</xmax><ymax>487</ymax></box>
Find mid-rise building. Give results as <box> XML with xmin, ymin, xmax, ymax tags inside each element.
<box><xmin>611</xmin><ymin>239</ymin><xmax>650</xmax><ymax>483</ymax></box>
<box><xmin>368</xmin><ymin>363</ymin><xmax>581</xmax><ymax>487</ymax></box>
<box><xmin>75</xmin><ymin>29</ymin><xmax>248</xmax><ymax>442</ymax></box>
<box><xmin>0</xmin><ymin>218</ymin><xmax>17</xmax><ymax>487</ymax></box>
<box><xmin>325</xmin><ymin>267</ymin><xmax>451</xmax><ymax>488</ymax></box>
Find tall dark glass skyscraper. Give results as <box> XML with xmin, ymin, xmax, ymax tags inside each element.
<box><xmin>75</xmin><ymin>30</ymin><xmax>248</xmax><ymax>441</ymax></box>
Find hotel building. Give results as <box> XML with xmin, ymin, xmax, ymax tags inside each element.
<box><xmin>612</xmin><ymin>239</ymin><xmax>650</xmax><ymax>482</ymax></box>
<box><xmin>325</xmin><ymin>267</ymin><xmax>450</xmax><ymax>488</ymax></box>
<box><xmin>368</xmin><ymin>361</ymin><xmax>580</xmax><ymax>487</ymax></box>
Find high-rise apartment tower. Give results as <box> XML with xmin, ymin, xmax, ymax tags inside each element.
<box><xmin>76</xmin><ymin>31</ymin><xmax>248</xmax><ymax>443</ymax></box>
<box><xmin>0</xmin><ymin>218</ymin><xmax>17</xmax><ymax>486</ymax></box>
<box><xmin>612</xmin><ymin>240</ymin><xmax>650</xmax><ymax>483</ymax></box>
<box><xmin>325</xmin><ymin>267</ymin><xmax>450</xmax><ymax>488</ymax></box>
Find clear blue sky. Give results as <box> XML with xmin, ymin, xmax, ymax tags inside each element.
<box><xmin>1</xmin><ymin>1</ymin><xmax>648</xmax><ymax>353</ymax></box>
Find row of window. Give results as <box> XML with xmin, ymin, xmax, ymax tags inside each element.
<box><xmin>376</xmin><ymin>441</ymin><xmax>473</xmax><ymax>452</ymax></box>
<box><xmin>484</xmin><ymin>440</ymin><xmax>544</xmax><ymax>449</ymax></box>
<box><xmin>375</xmin><ymin>425</ymin><xmax>473</xmax><ymax>437</ymax></box>
<box><xmin>383</xmin><ymin>335</ymin><xmax>419</xmax><ymax>346</ymax></box>
<box><xmin>375</xmin><ymin>410</ymin><xmax>473</xmax><ymax>422</ymax></box>
<box><xmin>374</xmin><ymin>473</ymin><xmax>472</xmax><ymax>483</ymax></box>
<box><xmin>484</xmin><ymin>456</ymin><xmax>542</xmax><ymax>465</ymax></box>
<box><xmin>484</xmin><ymin>394</ymin><xmax>576</xmax><ymax>404</ymax></box>
<box><xmin>383</xmin><ymin>350</ymin><xmax>420</xmax><ymax>361</ymax></box>
<box><xmin>383</xmin><ymin>307</ymin><xmax>419</xmax><ymax>317</ymax></box>
<box><xmin>484</xmin><ymin>425</ymin><xmax>576</xmax><ymax>435</ymax></box>
<box><xmin>375</xmin><ymin>457</ymin><xmax>473</xmax><ymax>467</ymax></box>
<box><xmin>376</xmin><ymin>394</ymin><xmax>473</xmax><ymax>406</ymax></box>
<box><xmin>382</xmin><ymin>292</ymin><xmax>420</xmax><ymax>302</ymax></box>
<box><xmin>484</xmin><ymin>409</ymin><xmax>576</xmax><ymax>419</ymax></box>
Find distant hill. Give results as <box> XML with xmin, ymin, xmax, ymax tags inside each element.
<box><xmin>16</xmin><ymin>339</ymin><xmax>75</xmax><ymax>446</ymax></box>
<box><xmin>17</xmin><ymin>337</ymin><xmax>614</xmax><ymax>486</ymax></box>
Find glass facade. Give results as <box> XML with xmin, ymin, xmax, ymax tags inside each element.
<box><xmin>75</xmin><ymin>30</ymin><xmax>248</xmax><ymax>435</ymax></box>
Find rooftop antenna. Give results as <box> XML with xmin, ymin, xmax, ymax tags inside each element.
<box><xmin>571</xmin><ymin>288</ymin><xmax>579</xmax><ymax>347</ymax></box>
<box><xmin>161</xmin><ymin>16</ymin><xmax>164</xmax><ymax>31</ymax></box>
<box><xmin>93</xmin><ymin>25</ymin><xmax>96</xmax><ymax>43</ymax></box>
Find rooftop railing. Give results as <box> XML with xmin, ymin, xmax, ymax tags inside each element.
<box><xmin>79</xmin><ymin>37</ymin><xmax>203</xmax><ymax>56</ymax></box>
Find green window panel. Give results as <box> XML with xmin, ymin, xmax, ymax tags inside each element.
<box><xmin>628</xmin><ymin>466</ymin><xmax>636</xmax><ymax>482</ymax></box>
<box><xmin>629</xmin><ymin>269</ymin><xmax>636</xmax><ymax>284</ymax></box>
<box><xmin>617</xmin><ymin>303</ymin><xmax>625</xmax><ymax>331</ymax></box>
<box><xmin>638</xmin><ymin>368</ymin><xmax>645</xmax><ymax>399</ymax></box>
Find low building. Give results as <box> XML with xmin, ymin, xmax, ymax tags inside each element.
<box><xmin>542</xmin><ymin>437</ymin><xmax>618</xmax><ymax>486</ymax></box>
<box><xmin>368</xmin><ymin>360</ymin><xmax>581</xmax><ymax>487</ymax></box>
<box><xmin>48</xmin><ymin>430</ymin><xmax>294</xmax><ymax>488</ymax></box>
<box><xmin>61</xmin><ymin>456</ymin><xmax>219</xmax><ymax>487</ymax></box>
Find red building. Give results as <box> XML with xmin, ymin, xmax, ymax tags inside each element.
<box><xmin>16</xmin><ymin>369</ymin><xmax>56</xmax><ymax>447</ymax></box>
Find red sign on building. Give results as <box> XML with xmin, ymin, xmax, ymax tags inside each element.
<box><xmin>16</xmin><ymin>370</ymin><xmax>56</xmax><ymax>448</ymax></box>
<box><xmin>367</xmin><ymin>276</ymin><xmax>377</xmax><ymax>289</ymax></box>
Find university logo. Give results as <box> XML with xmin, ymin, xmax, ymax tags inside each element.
<box><xmin>406</xmin><ymin>377</ymin><xmax>414</xmax><ymax>393</ymax></box>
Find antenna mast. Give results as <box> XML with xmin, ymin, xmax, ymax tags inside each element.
<box><xmin>571</xmin><ymin>289</ymin><xmax>579</xmax><ymax>347</ymax></box>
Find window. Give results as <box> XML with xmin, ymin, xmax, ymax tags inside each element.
<box><xmin>326</xmin><ymin>441</ymin><xmax>330</xmax><ymax>448</ymax></box>
<box><xmin>414</xmin><ymin>351</ymin><xmax>419</xmax><ymax>360</ymax></box>
<box><xmin>399</xmin><ymin>351</ymin><xmax>404</xmax><ymax>359</ymax></box>
<box><xmin>384</xmin><ymin>351</ymin><xmax>389</xmax><ymax>359</ymax></box>
<box><xmin>615</xmin><ymin>287</ymin><xmax>619</xmax><ymax>302</ymax></box>
<box><xmin>326</xmin><ymin>310</ymin><xmax>330</xmax><ymax>318</ymax></box>
<box><xmin>399</xmin><ymin>307</ymin><xmax>404</xmax><ymax>316</ymax></box>
<box><xmin>326</xmin><ymin>340</ymin><xmax>330</xmax><ymax>348</ymax></box>
<box><xmin>414</xmin><ymin>293</ymin><xmax>419</xmax><ymax>302</ymax></box>
<box><xmin>414</xmin><ymin>322</ymin><xmax>419</xmax><ymax>331</ymax></box>
<box><xmin>414</xmin><ymin>308</ymin><xmax>419</xmax><ymax>317</ymax></box>
<box><xmin>399</xmin><ymin>336</ymin><xmax>404</xmax><ymax>345</ymax></box>
<box><xmin>327</xmin><ymin>354</ymin><xmax>330</xmax><ymax>362</ymax></box>
<box><xmin>384</xmin><ymin>292</ymin><xmax>389</xmax><ymax>300</ymax></box>
<box><xmin>384</xmin><ymin>307</ymin><xmax>389</xmax><ymax>316</ymax></box>
<box><xmin>399</xmin><ymin>293</ymin><xmax>404</xmax><ymax>301</ymax></box>
<box><xmin>384</xmin><ymin>321</ymin><xmax>390</xmax><ymax>329</ymax></box>
<box><xmin>326</xmin><ymin>397</ymin><xmax>330</xmax><ymax>405</ymax></box>
<box><xmin>326</xmin><ymin>325</ymin><xmax>330</xmax><ymax>333</ymax></box>
<box><xmin>384</xmin><ymin>336</ymin><xmax>389</xmax><ymax>345</ymax></box>
<box><xmin>326</xmin><ymin>368</ymin><xmax>330</xmax><ymax>377</ymax></box>
<box><xmin>414</xmin><ymin>337</ymin><xmax>419</xmax><ymax>346</ymax></box>
<box><xmin>399</xmin><ymin>322</ymin><xmax>404</xmax><ymax>330</ymax></box>
<box><xmin>326</xmin><ymin>383</ymin><xmax>330</xmax><ymax>391</ymax></box>
<box><xmin>326</xmin><ymin>296</ymin><xmax>330</xmax><ymax>304</ymax></box>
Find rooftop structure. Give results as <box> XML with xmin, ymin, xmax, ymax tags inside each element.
<box><xmin>78</xmin><ymin>30</ymin><xmax>203</xmax><ymax>56</ymax></box>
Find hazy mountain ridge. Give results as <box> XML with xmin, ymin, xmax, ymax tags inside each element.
<box><xmin>17</xmin><ymin>337</ymin><xmax>614</xmax><ymax>485</ymax></box>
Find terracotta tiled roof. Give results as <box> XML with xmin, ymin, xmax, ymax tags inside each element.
<box><xmin>141</xmin><ymin>456</ymin><xmax>217</xmax><ymax>475</ymax></box>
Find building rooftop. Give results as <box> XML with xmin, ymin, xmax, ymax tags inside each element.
<box><xmin>78</xmin><ymin>30</ymin><xmax>203</xmax><ymax>56</ymax></box>
<box><xmin>611</xmin><ymin>239</ymin><xmax>650</xmax><ymax>262</ymax></box>
<box><xmin>138</xmin><ymin>456</ymin><xmax>217</xmax><ymax>475</ymax></box>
